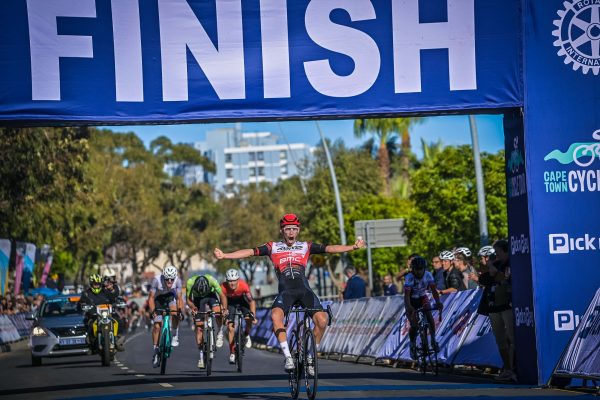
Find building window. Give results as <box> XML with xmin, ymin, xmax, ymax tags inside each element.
<box><xmin>225</xmin><ymin>153</ymin><xmax>232</xmax><ymax>163</ymax></box>
<box><xmin>281</xmin><ymin>165</ymin><xmax>288</xmax><ymax>175</ymax></box>
<box><xmin>249</xmin><ymin>168</ymin><xmax>256</xmax><ymax>177</ymax></box>
<box><xmin>249</xmin><ymin>152</ymin><xmax>256</xmax><ymax>162</ymax></box>
<box><xmin>280</xmin><ymin>150</ymin><xmax>287</xmax><ymax>160</ymax></box>
<box><xmin>258</xmin><ymin>167</ymin><xmax>265</xmax><ymax>176</ymax></box>
<box><xmin>226</xmin><ymin>169</ymin><xmax>233</xmax><ymax>178</ymax></box>
<box><xmin>257</xmin><ymin>151</ymin><xmax>264</xmax><ymax>161</ymax></box>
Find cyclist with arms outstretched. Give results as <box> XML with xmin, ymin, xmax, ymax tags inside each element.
<box><xmin>214</xmin><ymin>213</ymin><xmax>365</xmax><ymax>373</ymax></box>
<box><xmin>186</xmin><ymin>273</ymin><xmax>228</xmax><ymax>369</ymax></box>
<box><xmin>148</xmin><ymin>265</ymin><xmax>184</xmax><ymax>368</ymax></box>
<box><xmin>404</xmin><ymin>256</ymin><xmax>443</xmax><ymax>360</ymax></box>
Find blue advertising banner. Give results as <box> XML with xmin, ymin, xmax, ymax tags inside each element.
<box><xmin>16</xmin><ymin>242</ymin><xmax>36</xmax><ymax>293</ymax></box>
<box><xmin>523</xmin><ymin>0</ymin><xmax>600</xmax><ymax>384</ymax></box>
<box><xmin>0</xmin><ymin>240</ymin><xmax>11</xmax><ymax>296</ymax></box>
<box><xmin>0</xmin><ymin>0</ymin><xmax>522</xmax><ymax>123</ymax></box>
<box><xmin>452</xmin><ymin>314</ymin><xmax>502</xmax><ymax>368</ymax></box>
<box><xmin>554</xmin><ymin>288</ymin><xmax>600</xmax><ymax>380</ymax></box>
<box><xmin>503</xmin><ymin>111</ymin><xmax>538</xmax><ymax>384</ymax></box>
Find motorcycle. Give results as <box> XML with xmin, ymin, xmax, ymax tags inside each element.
<box><xmin>82</xmin><ymin>302</ymin><xmax>125</xmax><ymax>366</ymax></box>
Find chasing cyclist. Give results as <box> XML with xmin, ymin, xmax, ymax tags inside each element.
<box><xmin>220</xmin><ymin>269</ymin><xmax>258</xmax><ymax>364</ymax></box>
<box><xmin>148</xmin><ymin>265</ymin><xmax>184</xmax><ymax>368</ymax></box>
<box><xmin>404</xmin><ymin>256</ymin><xmax>443</xmax><ymax>360</ymax></box>
<box><xmin>214</xmin><ymin>213</ymin><xmax>365</xmax><ymax>373</ymax></box>
<box><xmin>186</xmin><ymin>274</ymin><xmax>228</xmax><ymax>369</ymax></box>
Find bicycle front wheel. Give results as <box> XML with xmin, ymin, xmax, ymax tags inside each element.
<box><xmin>160</xmin><ymin>329</ymin><xmax>169</xmax><ymax>375</ymax></box>
<box><xmin>287</xmin><ymin>329</ymin><xmax>300</xmax><ymax>400</ymax></box>
<box><xmin>204</xmin><ymin>323</ymin><xmax>212</xmax><ymax>377</ymax></box>
<box><xmin>304</xmin><ymin>329</ymin><xmax>318</xmax><ymax>400</ymax></box>
<box><xmin>418</xmin><ymin>329</ymin><xmax>429</xmax><ymax>375</ymax></box>
<box><xmin>235</xmin><ymin>316</ymin><xmax>244</xmax><ymax>373</ymax></box>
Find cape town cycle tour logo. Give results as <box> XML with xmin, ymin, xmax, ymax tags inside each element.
<box><xmin>553</xmin><ymin>0</ymin><xmax>600</xmax><ymax>75</ymax></box>
<box><xmin>543</xmin><ymin>129</ymin><xmax>600</xmax><ymax>193</ymax></box>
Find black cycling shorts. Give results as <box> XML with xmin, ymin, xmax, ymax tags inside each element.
<box><xmin>226</xmin><ymin>298</ymin><xmax>252</xmax><ymax>322</ymax></box>
<box><xmin>271</xmin><ymin>287</ymin><xmax>323</xmax><ymax>317</ymax></box>
<box><xmin>193</xmin><ymin>293</ymin><xmax>220</xmax><ymax>312</ymax></box>
<box><xmin>155</xmin><ymin>293</ymin><xmax>176</xmax><ymax>310</ymax></box>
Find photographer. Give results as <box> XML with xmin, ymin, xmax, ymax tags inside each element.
<box><xmin>477</xmin><ymin>241</ymin><xmax>516</xmax><ymax>382</ymax></box>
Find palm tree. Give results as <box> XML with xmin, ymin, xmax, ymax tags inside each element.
<box><xmin>420</xmin><ymin>138</ymin><xmax>444</xmax><ymax>165</ymax></box>
<box><xmin>354</xmin><ymin>118</ymin><xmax>420</xmax><ymax>196</ymax></box>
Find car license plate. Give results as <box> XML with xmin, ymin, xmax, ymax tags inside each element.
<box><xmin>59</xmin><ymin>337</ymin><xmax>86</xmax><ymax>346</ymax></box>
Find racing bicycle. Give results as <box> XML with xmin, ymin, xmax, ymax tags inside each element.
<box><xmin>285</xmin><ymin>304</ymin><xmax>333</xmax><ymax>400</ymax></box>
<box><xmin>154</xmin><ymin>308</ymin><xmax>179</xmax><ymax>375</ymax></box>
<box><xmin>413</xmin><ymin>306</ymin><xmax>441</xmax><ymax>376</ymax></box>
<box><xmin>230</xmin><ymin>305</ymin><xmax>254</xmax><ymax>373</ymax></box>
<box><xmin>194</xmin><ymin>310</ymin><xmax>220</xmax><ymax>377</ymax></box>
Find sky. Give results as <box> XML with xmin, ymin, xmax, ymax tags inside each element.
<box><xmin>100</xmin><ymin>114</ymin><xmax>505</xmax><ymax>159</ymax></box>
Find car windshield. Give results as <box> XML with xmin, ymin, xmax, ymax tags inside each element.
<box><xmin>41</xmin><ymin>298</ymin><xmax>81</xmax><ymax>317</ymax></box>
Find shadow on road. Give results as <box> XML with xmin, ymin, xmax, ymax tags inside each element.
<box><xmin>0</xmin><ymin>369</ymin><xmax>512</xmax><ymax>396</ymax></box>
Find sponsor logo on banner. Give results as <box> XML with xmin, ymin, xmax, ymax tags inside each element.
<box><xmin>514</xmin><ymin>307</ymin><xmax>534</xmax><ymax>327</ymax></box>
<box><xmin>543</xmin><ymin>129</ymin><xmax>600</xmax><ymax>193</ymax></box>
<box><xmin>554</xmin><ymin>310</ymin><xmax>582</xmax><ymax>331</ymax></box>
<box><xmin>511</xmin><ymin>234</ymin><xmax>530</xmax><ymax>255</ymax></box>
<box><xmin>507</xmin><ymin>136</ymin><xmax>527</xmax><ymax>198</ymax></box>
<box><xmin>552</xmin><ymin>0</ymin><xmax>600</xmax><ymax>75</ymax></box>
<box><xmin>548</xmin><ymin>233</ymin><xmax>600</xmax><ymax>254</ymax></box>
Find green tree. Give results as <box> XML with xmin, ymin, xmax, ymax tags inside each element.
<box><xmin>405</xmin><ymin>145</ymin><xmax>507</xmax><ymax>258</ymax></box>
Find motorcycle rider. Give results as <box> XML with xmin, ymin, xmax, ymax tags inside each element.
<box><xmin>79</xmin><ymin>274</ymin><xmax>113</xmax><ymax>346</ymax></box>
<box><xmin>102</xmin><ymin>268</ymin><xmax>126</xmax><ymax>351</ymax></box>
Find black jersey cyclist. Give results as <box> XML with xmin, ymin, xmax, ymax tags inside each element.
<box><xmin>214</xmin><ymin>213</ymin><xmax>365</xmax><ymax>373</ymax></box>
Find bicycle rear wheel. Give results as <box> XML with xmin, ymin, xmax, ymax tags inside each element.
<box><xmin>235</xmin><ymin>316</ymin><xmax>243</xmax><ymax>373</ymax></box>
<box><xmin>287</xmin><ymin>329</ymin><xmax>300</xmax><ymax>399</ymax></box>
<box><xmin>304</xmin><ymin>329</ymin><xmax>318</xmax><ymax>400</ymax></box>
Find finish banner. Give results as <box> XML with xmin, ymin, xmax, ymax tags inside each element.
<box><xmin>553</xmin><ymin>288</ymin><xmax>600</xmax><ymax>381</ymax></box>
<box><xmin>0</xmin><ymin>240</ymin><xmax>10</xmax><ymax>296</ymax></box>
<box><xmin>0</xmin><ymin>0</ymin><xmax>522</xmax><ymax>124</ymax></box>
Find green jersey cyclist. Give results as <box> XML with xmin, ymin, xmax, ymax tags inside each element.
<box><xmin>186</xmin><ymin>274</ymin><xmax>228</xmax><ymax>369</ymax></box>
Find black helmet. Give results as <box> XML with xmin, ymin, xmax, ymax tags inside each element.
<box><xmin>192</xmin><ymin>276</ymin><xmax>210</xmax><ymax>295</ymax></box>
<box><xmin>410</xmin><ymin>256</ymin><xmax>427</xmax><ymax>271</ymax></box>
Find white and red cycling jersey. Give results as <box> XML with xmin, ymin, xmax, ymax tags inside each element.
<box><xmin>254</xmin><ymin>241</ymin><xmax>327</xmax><ymax>289</ymax></box>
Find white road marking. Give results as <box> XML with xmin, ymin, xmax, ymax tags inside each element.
<box><xmin>121</xmin><ymin>366</ymin><xmax>128</xmax><ymax>370</ymax></box>
<box><xmin>158</xmin><ymin>383</ymin><xmax>174</xmax><ymax>388</ymax></box>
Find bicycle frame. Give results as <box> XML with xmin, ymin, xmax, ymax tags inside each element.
<box><xmin>194</xmin><ymin>310</ymin><xmax>220</xmax><ymax>377</ymax></box>
<box><xmin>414</xmin><ymin>307</ymin><xmax>440</xmax><ymax>375</ymax></box>
<box><xmin>155</xmin><ymin>308</ymin><xmax>177</xmax><ymax>375</ymax></box>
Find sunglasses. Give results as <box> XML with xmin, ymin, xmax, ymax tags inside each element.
<box><xmin>165</xmin><ymin>278</ymin><xmax>175</xmax><ymax>283</ymax></box>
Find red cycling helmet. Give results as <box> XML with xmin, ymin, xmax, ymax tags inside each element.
<box><xmin>280</xmin><ymin>213</ymin><xmax>301</xmax><ymax>228</ymax></box>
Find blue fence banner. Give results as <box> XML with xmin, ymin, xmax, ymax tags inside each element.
<box><xmin>553</xmin><ymin>288</ymin><xmax>600</xmax><ymax>380</ymax></box>
<box><xmin>0</xmin><ymin>239</ymin><xmax>10</xmax><ymax>296</ymax></box>
<box><xmin>523</xmin><ymin>0</ymin><xmax>600</xmax><ymax>384</ymax></box>
<box><xmin>0</xmin><ymin>0</ymin><xmax>522</xmax><ymax>124</ymax></box>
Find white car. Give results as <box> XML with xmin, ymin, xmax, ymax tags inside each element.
<box><xmin>27</xmin><ymin>294</ymin><xmax>90</xmax><ymax>366</ymax></box>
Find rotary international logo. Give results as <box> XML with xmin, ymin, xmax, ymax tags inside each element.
<box><xmin>552</xmin><ymin>0</ymin><xmax>600</xmax><ymax>75</ymax></box>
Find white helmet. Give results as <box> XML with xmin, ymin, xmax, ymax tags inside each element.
<box><xmin>103</xmin><ymin>267</ymin><xmax>117</xmax><ymax>279</ymax></box>
<box><xmin>226</xmin><ymin>269</ymin><xmax>240</xmax><ymax>281</ymax></box>
<box><xmin>439</xmin><ymin>250</ymin><xmax>455</xmax><ymax>261</ymax></box>
<box><xmin>454</xmin><ymin>247</ymin><xmax>472</xmax><ymax>257</ymax></box>
<box><xmin>477</xmin><ymin>245</ymin><xmax>496</xmax><ymax>257</ymax></box>
<box><xmin>162</xmin><ymin>265</ymin><xmax>178</xmax><ymax>280</ymax></box>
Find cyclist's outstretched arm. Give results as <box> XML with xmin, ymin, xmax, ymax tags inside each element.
<box><xmin>325</xmin><ymin>238</ymin><xmax>365</xmax><ymax>253</ymax></box>
<box><xmin>214</xmin><ymin>248</ymin><xmax>254</xmax><ymax>260</ymax></box>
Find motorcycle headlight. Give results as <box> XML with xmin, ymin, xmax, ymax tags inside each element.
<box><xmin>32</xmin><ymin>326</ymin><xmax>48</xmax><ymax>337</ymax></box>
<box><xmin>101</xmin><ymin>311</ymin><xmax>108</xmax><ymax>318</ymax></box>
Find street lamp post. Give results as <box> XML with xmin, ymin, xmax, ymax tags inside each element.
<box><xmin>469</xmin><ymin>115</ymin><xmax>489</xmax><ymax>246</ymax></box>
<box><xmin>315</xmin><ymin>122</ymin><xmax>347</xmax><ymax>250</ymax></box>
